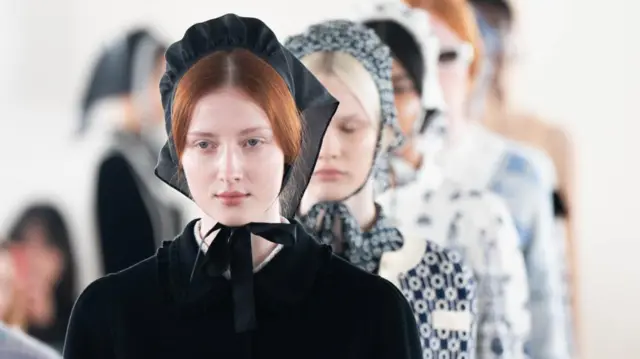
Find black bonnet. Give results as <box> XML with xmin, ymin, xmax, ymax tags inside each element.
<box><xmin>155</xmin><ymin>13</ymin><xmax>339</xmax><ymax>219</ymax></box>
<box><xmin>366</xmin><ymin>20</ymin><xmax>423</xmax><ymax>96</ymax></box>
<box><xmin>79</xmin><ymin>28</ymin><xmax>165</xmax><ymax>133</ymax></box>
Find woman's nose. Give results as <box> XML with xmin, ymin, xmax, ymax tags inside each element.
<box><xmin>217</xmin><ymin>145</ymin><xmax>243</xmax><ymax>183</ymax></box>
<box><xmin>318</xmin><ymin>126</ymin><xmax>341</xmax><ymax>160</ymax></box>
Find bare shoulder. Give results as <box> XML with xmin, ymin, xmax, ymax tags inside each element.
<box><xmin>517</xmin><ymin>112</ymin><xmax>574</xmax><ymax>157</ymax></box>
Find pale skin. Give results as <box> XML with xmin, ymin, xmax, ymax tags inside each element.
<box><xmin>0</xmin><ymin>249</ymin><xmax>16</xmax><ymax>321</ymax></box>
<box><xmin>474</xmin><ymin>5</ymin><xmax>580</xmax><ymax>344</ymax></box>
<box><xmin>120</xmin><ymin>55</ymin><xmax>167</xmax><ymax>134</ymax></box>
<box><xmin>299</xmin><ymin>73</ymin><xmax>379</xmax><ymax>233</ymax></box>
<box><xmin>0</xmin><ymin>246</ymin><xmax>28</xmax><ymax>329</ymax></box>
<box><xmin>430</xmin><ymin>17</ymin><xmax>474</xmax><ymax>148</ymax></box>
<box><xmin>19</xmin><ymin>223</ymin><xmax>64</xmax><ymax>327</ymax></box>
<box><xmin>391</xmin><ymin>59</ymin><xmax>424</xmax><ymax>170</ymax></box>
<box><xmin>181</xmin><ymin>88</ymin><xmax>285</xmax><ymax>267</ymax></box>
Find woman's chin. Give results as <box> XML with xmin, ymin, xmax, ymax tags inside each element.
<box><xmin>217</xmin><ymin>218</ymin><xmax>252</xmax><ymax>227</ymax></box>
<box><xmin>313</xmin><ymin>188</ymin><xmax>355</xmax><ymax>203</ymax></box>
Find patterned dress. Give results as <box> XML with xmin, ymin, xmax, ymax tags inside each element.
<box><xmin>439</xmin><ymin>123</ymin><xmax>570</xmax><ymax>359</ymax></box>
<box><xmin>301</xmin><ymin>203</ymin><xmax>477</xmax><ymax>358</ymax></box>
<box><xmin>378</xmin><ymin>160</ymin><xmax>530</xmax><ymax>359</ymax></box>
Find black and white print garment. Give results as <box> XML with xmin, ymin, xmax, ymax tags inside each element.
<box><xmin>439</xmin><ymin>123</ymin><xmax>569</xmax><ymax>359</ymax></box>
<box><xmin>300</xmin><ymin>202</ymin><xmax>477</xmax><ymax>359</ymax></box>
<box><xmin>287</xmin><ymin>20</ymin><xmax>477</xmax><ymax>359</ymax></box>
<box><xmin>301</xmin><ymin>202</ymin><xmax>403</xmax><ymax>273</ymax></box>
<box><xmin>356</xmin><ymin>4</ymin><xmax>530</xmax><ymax>358</ymax></box>
<box><xmin>378</xmin><ymin>165</ymin><xmax>531</xmax><ymax>359</ymax></box>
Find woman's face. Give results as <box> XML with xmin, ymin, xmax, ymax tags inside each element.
<box><xmin>0</xmin><ymin>250</ymin><xmax>16</xmax><ymax>319</ymax></box>
<box><xmin>20</xmin><ymin>224</ymin><xmax>64</xmax><ymax>326</ymax></box>
<box><xmin>181</xmin><ymin>88</ymin><xmax>285</xmax><ymax>226</ymax></box>
<box><xmin>391</xmin><ymin>59</ymin><xmax>422</xmax><ymax>143</ymax></box>
<box><xmin>431</xmin><ymin>17</ymin><xmax>471</xmax><ymax>119</ymax></box>
<box><xmin>305</xmin><ymin>74</ymin><xmax>378</xmax><ymax>202</ymax></box>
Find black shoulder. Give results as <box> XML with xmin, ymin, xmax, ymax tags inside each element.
<box><xmin>71</xmin><ymin>256</ymin><xmax>158</xmax><ymax>317</ymax></box>
<box><xmin>325</xmin><ymin>259</ymin><xmax>422</xmax><ymax>358</ymax></box>
<box><xmin>64</xmin><ymin>256</ymin><xmax>160</xmax><ymax>357</ymax></box>
<box><xmin>98</xmin><ymin>152</ymin><xmax>133</xmax><ymax>178</ymax></box>
<box><xmin>63</xmin><ymin>274</ymin><xmax>118</xmax><ymax>357</ymax></box>
<box><xmin>96</xmin><ymin>152</ymin><xmax>140</xmax><ymax>197</ymax></box>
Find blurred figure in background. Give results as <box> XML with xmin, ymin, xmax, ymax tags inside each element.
<box><xmin>405</xmin><ymin>0</ymin><xmax>571</xmax><ymax>358</ymax></box>
<box><xmin>0</xmin><ymin>243</ymin><xmax>61</xmax><ymax>358</ymax></box>
<box><xmin>469</xmin><ymin>0</ymin><xmax>580</xmax><ymax>352</ymax></box>
<box><xmin>290</xmin><ymin>18</ymin><xmax>477</xmax><ymax>358</ymax></box>
<box><xmin>0</xmin><ymin>321</ymin><xmax>62</xmax><ymax>358</ymax></box>
<box><xmin>0</xmin><ymin>243</ymin><xmax>28</xmax><ymax>329</ymax></box>
<box><xmin>363</xmin><ymin>3</ymin><xmax>530</xmax><ymax>358</ymax></box>
<box><xmin>77</xmin><ymin>28</ymin><xmax>184</xmax><ymax>275</ymax></box>
<box><xmin>6</xmin><ymin>205</ymin><xmax>73</xmax><ymax>351</ymax></box>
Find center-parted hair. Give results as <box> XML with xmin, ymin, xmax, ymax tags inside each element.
<box><xmin>171</xmin><ymin>49</ymin><xmax>302</xmax><ymax>166</ymax></box>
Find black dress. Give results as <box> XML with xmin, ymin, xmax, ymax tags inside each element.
<box><xmin>63</xmin><ymin>220</ymin><xmax>422</xmax><ymax>358</ymax></box>
<box><xmin>96</xmin><ymin>133</ymin><xmax>182</xmax><ymax>274</ymax></box>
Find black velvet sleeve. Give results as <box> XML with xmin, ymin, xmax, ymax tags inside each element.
<box><xmin>63</xmin><ymin>277</ymin><xmax>115</xmax><ymax>359</ymax></box>
<box><xmin>96</xmin><ymin>154</ymin><xmax>156</xmax><ymax>273</ymax></box>
<box><xmin>373</xmin><ymin>280</ymin><xmax>423</xmax><ymax>358</ymax></box>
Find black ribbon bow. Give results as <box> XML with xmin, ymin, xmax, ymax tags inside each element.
<box><xmin>194</xmin><ymin>221</ymin><xmax>297</xmax><ymax>333</ymax></box>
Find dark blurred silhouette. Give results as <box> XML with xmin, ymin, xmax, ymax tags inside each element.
<box><xmin>7</xmin><ymin>204</ymin><xmax>75</xmax><ymax>351</ymax></box>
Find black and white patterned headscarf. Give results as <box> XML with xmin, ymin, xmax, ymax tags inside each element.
<box><xmin>285</xmin><ymin>19</ymin><xmax>404</xmax><ymax>192</ymax></box>
<box><xmin>286</xmin><ymin>20</ymin><xmax>405</xmax><ymax>271</ymax></box>
<box><xmin>301</xmin><ymin>202</ymin><xmax>403</xmax><ymax>273</ymax></box>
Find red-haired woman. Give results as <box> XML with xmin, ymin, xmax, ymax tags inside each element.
<box><xmin>62</xmin><ymin>14</ymin><xmax>423</xmax><ymax>359</ymax></box>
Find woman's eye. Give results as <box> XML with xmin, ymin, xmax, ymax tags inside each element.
<box><xmin>245</xmin><ymin>138</ymin><xmax>263</xmax><ymax>147</ymax></box>
<box><xmin>394</xmin><ymin>86</ymin><xmax>413</xmax><ymax>94</ymax></box>
<box><xmin>340</xmin><ymin>125</ymin><xmax>357</xmax><ymax>134</ymax></box>
<box><xmin>196</xmin><ymin>141</ymin><xmax>211</xmax><ymax>149</ymax></box>
<box><xmin>439</xmin><ymin>50</ymin><xmax>460</xmax><ymax>64</ymax></box>
<box><xmin>393</xmin><ymin>80</ymin><xmax>416</xmax><ymax>94</ymax></box>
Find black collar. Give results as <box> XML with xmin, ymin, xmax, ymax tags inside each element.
<box><xmin>158</xmin><ymin>219</ymin><xmax>332</xmax><ymax>329</ymax></box>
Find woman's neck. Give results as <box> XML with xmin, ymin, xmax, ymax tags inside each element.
<box><xmin>343</xmin><ymin>181</ymin><xmax>378</xmax><ymax>232</ymax></box>
<box><xmin>199</xmin><ymin>208</ymin><xmax>281</xmax><ymax>268</ymax></box>
<box><xmin>299</xmin><ymin>181</ymin><xmax>378</xmax><ymax>232</ymax></box>
<box><xmin>446</xmin><ymin>108</ymin><xmax>472</xmax><ymax>149</ymax></box>
<box><xmin>122</xmin><ymin>98</ymin><xmax>143</xmax><ymax>134</ymax></box>
<box><xmin>397</xmin><ymin>141</ymin><xmax>423</xmax><ymax>170</ymax></box>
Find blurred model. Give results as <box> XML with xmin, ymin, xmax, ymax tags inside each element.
<box><xmin>78</xmin><ymin>28</ymin><xmax>184</xmax><ymax>275</ymax></box>
<box><xmin>470</xmin><ymin>0</ymin><xmax>579</xmax><ymax>351</ymax></box>
<box><xmin>0</xmin><ymin>321</ymin><xmax>61</xmax><ymax>358</ymax></box>
<box><xmin>405</xmin><ymin>0</ymin><xmax>571</xmax><ymax>358</ymax></box>
<box><xmin>6</xmin><ymin>205</ymin><xmax>73</xmax><ymax>351</ymax></box>
<box><xmin>290</xmin><ymin>18</ymin><xmax>477</xmax><ymax>358</ymax></box>
<box><xmin>361</xmin><ymin>3</ymin><xmax>530</xmax><ymax>358</ymax></box>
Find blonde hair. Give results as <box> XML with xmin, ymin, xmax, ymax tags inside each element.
<box><xmin>302</xmin><ymin>51</ymin><xmax>380</xmax><ymax>124</ymax></box>
<box><xmin>302</xmin><ymin>51</ymin><xmax>400</xmax><ymax>151</ymax></box>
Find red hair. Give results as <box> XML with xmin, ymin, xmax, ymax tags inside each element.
<box><xmin>172</xmin><ymin>49</ymin><xmax>302</xmax><ymax>165</ymax></box>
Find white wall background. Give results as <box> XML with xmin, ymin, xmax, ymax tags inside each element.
<box><xmin>0</xmin><ymin>0</ymin><xmax>638</xmax><ymax>357</ymax></box>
